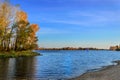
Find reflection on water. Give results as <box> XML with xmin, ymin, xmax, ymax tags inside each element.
<box><xmin>0</xmin><ymin>57</ymin><xmax>36</xmax><ymax>80</ymax></box>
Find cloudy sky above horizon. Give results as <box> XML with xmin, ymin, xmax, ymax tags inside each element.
<box><xmin>11</xmin><ymin>0</ymin><xmax>120</xmax><ymax>49</ymax></box>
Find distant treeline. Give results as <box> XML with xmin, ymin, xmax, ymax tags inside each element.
<box><xmin>110</xmin><ymin>45</ymin><xmax>120</xmax><ymax>51</ymax></box>
<box><xmin>0</xmin><ymin>1</ymin><xmax>39</xmax><ymax>51</ymax></box>
<box><xmin>37</xmin><ymin>47</ymin><xmax>105</xmax><ymax>50</ymax></box>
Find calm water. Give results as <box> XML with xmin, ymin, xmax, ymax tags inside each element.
<box><xmin>1</xmin><ymin>50</ymin><xmax>120</xmax><ymax>80</ymax></box>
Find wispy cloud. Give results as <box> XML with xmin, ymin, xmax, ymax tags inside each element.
<box><xmin>41</xmin><ymin>10</ymin><xmax>120</xmax><ymax>27</ymax></box>
<box><xmin>42</xmin><ymin>19</ymin><xmax>89</xmax><ymax>26</ymax></box>
<box><xmin>37</xmin><ymin>27</ymin><xmax>70</xmax><ymax>35</ymax></box>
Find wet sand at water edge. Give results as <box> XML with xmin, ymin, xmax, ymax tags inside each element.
<box><xmin>70</xmin><ymin>61</ymin><xmax>120</xmax><ymax>80</ymax></box>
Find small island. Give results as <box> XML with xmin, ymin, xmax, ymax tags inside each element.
<box><xmin>0</xmin><ymin>1</ymin><xmax>39</xmax><ymax>58</ymax></box>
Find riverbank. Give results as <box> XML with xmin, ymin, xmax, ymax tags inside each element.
<box><xmin>71</xmin><ymin>61</ymin><xmax>120</xmax><ymax>80</ymax></box>
<box><xmin>0</xmin><ymin>51</ymin><xmax>40</xmax><ymax>58</ymax></box>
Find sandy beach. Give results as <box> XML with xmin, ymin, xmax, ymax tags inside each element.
<box><xmin>70</xmin><ymin>61</ymin><xmax>120</xmax><ymax>80</ymax></box>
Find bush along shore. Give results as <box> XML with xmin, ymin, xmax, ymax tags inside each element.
<box><xmin>0</xmin><ymin>51</ymin><xmax>40</xmax><ymax>58</ymax></box>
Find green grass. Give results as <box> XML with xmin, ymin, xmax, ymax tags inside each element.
<box><xmin>0</xmin><ymin>51</ymin><xmax>40</xmax><ymax>58</ymax></box>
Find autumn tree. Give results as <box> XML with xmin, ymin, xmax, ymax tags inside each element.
<box><xmin>0</xmin><ymin>1</ymin><xmax>39</xmax><ymax>51</ymax></box>
<box><xmin>28</xmin><ymin>24</ymin><xmax>39</xmax><ymax>50</ymax></box>
<box><xmin>13</xmin><ymin>11</ymin><xmax>39</xmax><ymax>51</ymax></box>
<box><xmin>0</xmin><ymin>2</ymin><xmax>14</xmax><ymax>51</ymax></box>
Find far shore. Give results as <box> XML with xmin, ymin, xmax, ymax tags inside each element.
<box><xmin>37</xmin><ymin>47</ymin><xmax>107</xmax><ymax>50</ymax></box>
<box><xmin>70</xmin><ymin>60</ymin><xmax>120</xmax><ymax>80</ymax></box>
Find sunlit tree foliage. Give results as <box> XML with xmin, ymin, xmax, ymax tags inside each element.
<box><xmin>0</xmin><ymin>1</ymin><xmax>39</xmax><ymax>51</ymax></box>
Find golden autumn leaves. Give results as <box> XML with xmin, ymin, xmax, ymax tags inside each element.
<box><xmin>0</xmin><ymin>1</ymin><xmax>39</xmax><ymax>51</ymax></box>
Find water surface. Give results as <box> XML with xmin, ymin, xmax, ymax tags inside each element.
<box><xmin>1</xmin><ymin>50</ymin><xmax>120</xmax><ymax>80</ymax></box>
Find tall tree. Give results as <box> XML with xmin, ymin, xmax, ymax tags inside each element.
<box><xmin>0</xmin><ymin>1</ymin><xmax>39</xmax><ymax>51</ymax></box>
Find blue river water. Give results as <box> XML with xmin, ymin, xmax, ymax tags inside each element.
<box><xmin>1</xmin><ymin>50</ymin><xmax>120</xmax><ymax>80</ymax></box>
<box><xmin>35</xmin><ymin>50</ymin><xmax>120</xmax><ymax>79</ymax></box>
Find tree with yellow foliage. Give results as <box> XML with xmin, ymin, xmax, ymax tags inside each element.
<box><xmin>0</xmin><ymin>1</ymin><xmax>39</xmax><ymax>51</ymax></box>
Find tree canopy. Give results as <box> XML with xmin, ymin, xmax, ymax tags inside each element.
<box><xmin>0</xmin><ymin>1</ymin><xmax>39</xmax><ymax>51</ymax></box>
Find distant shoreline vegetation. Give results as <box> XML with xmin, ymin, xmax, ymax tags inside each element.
<box><xmin>0</xmin><ymin>1</ymin><xmax>39</xmax><ymax>58</ymax></box>
<box><xmin>37</xmin><ymin>47</ymin><xmax>106</xmax><ymax>50</ymax></box>
<box><xmin>110</xmin><ymin>45</ymin><xmax>120</xmax><ymax>51</ymax></box>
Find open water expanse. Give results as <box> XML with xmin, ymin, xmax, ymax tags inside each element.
<box><xmin>1</xmin><ymin>50</ymin><xmax>120</xmax><ymax>80</ymax></box>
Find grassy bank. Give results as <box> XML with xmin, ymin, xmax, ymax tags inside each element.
<box><xmin>0</xmin><ymin>51</ymin><xmax>40</xmax><ymax>58</ymax></box>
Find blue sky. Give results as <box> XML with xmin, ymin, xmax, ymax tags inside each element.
<box><xmin>11</xmin><ymin>0</ymin><xmax>120</xmax><ymax>49</ymax></box>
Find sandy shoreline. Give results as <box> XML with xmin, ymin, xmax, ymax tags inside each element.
<box><xmin>70</xmin><ymin>60</ymin><xmax>120</xmax><ymax>80</ymax></box>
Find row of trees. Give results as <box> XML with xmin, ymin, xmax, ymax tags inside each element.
<box><xmin>0</xmin><ymin>1</ymin><xmax>39</xmax><ymax>51</ymax></box>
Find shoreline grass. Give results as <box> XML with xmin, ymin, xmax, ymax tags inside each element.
<box><xmin>0</xmin><ymin>51</ymin><xmax>40</xmax><ymax>58</ymax></box>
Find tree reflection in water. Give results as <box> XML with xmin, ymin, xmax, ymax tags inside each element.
<box><xmin>0</xmin><ymin>57</ymin><xmax>36</xmax><ymax>80</ymax></box>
